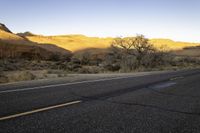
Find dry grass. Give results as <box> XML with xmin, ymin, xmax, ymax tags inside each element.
<box><xmin>0</xmin><ymin>70</ymin><xmax>69</xmax><ymax>83</ymax></box>
<box><xmin>27</xmin><ymin>35</ymin><xmax>113</xmax><ymax>52</ymax></box>
<box><xmin>150</xmin><ymin>39</ymin><xmax>200</xmax><ymax>50</ymax></box>
<box><xmin>173</xmin><ymin>49</ymin><xmax>200</xmax><ymax>57</ymax></box>
<box><xmin>5</xmin><ymin>71</ymin><xmax>36</xmax><ymax>82</ymax></box>
<box><xmin>0</xmin><ymin>30</ymin><xmax>31</xmax><ymax>45</ymax></box>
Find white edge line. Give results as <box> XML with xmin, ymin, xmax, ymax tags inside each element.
<box><xmin>0</xmin><ymin>75</ymin><xmax>147</xmax><ymax>94</ymax></box>
<box><xmin>0</xmin><ymin>100</ymin><xmax>82</xmax><ymax>121</ymax></box>
<box><xmin>170</xmin><ymin>76</ymin><xmax>184</xmax><ymax>81</ymax></box>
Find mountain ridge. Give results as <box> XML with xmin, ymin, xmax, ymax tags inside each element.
<box><xmin>0</xmin><ymin>23</ymin><xmax>12</xmax><ymax>33</ymax></box>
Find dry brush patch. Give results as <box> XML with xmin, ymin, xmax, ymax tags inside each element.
<box><xmin>0</xmin><ymin>70</ymin><xmax>70</xmax><ymax>84</ymax></box>
<box><xmin>1</xmin><ymin>36</ymin><xmax>200</xmax><ymax>84</ymax></box>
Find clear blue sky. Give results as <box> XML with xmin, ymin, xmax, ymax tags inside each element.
<box><xmin>1</xmin><ymin>0</ymin><xmax>200</xmax><ymax>42</ymax></box>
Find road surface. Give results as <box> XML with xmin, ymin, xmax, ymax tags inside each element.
<box><xmin>0</xmin><ymin>69</ymin><xmax>200</xmax><ymax>133</ymax></box>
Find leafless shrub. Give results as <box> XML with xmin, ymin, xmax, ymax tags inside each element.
<box><xmin>78</xmin><ymin>66</ymin><xmax>103</xmax><ymax>74</ymax></box>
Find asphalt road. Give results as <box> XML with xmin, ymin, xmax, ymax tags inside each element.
<box><xmin>0</xmin><ymin>69</ymin><xmax>200</xmax><ymax>133</ymax></box>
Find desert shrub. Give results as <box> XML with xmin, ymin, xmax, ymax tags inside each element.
<box><xmin>141</xmin><ymin>51</ymin><xmax>172</xmax><ymax>68</ymax></box>
<box><xmin>67</xmin><ymin>62</ymin><xmax>82</xmax><ymax>71</ymax></box>
<box><xmin>103</xmin><ymin>52</ymin><xmax>121</xmax><ymax>71</ymax></box>
<box><xmin>0</xmin><ymin>73</ymin><xmax>8</xmax><ymax>83</ymax></box>
<box><xmin>7</xmin><ymin>71</ymin><xmax>36</xmax><ymax>82</ymax></box>
<box><xmin>78</xmin><ymin>66</ymin><xmax>103</xmax><ymax>74</ymax></box>
<box><xmin>61</xmin><ymin>54</ymin><xmax>72</xmax><ymax>62</ymax></box>
<box><xmin>104</xmin><ymin>63</ymin><xmax>121</xmax><ymax>72</ymax></box>
<box><xmin>49</xmin><ymin>53</ymin><xmax>61</xmax><ymax>61</ymax></box>
<box><xmin>73</xmin><ymin>52</ymin><xmax>91</xmax><ymax>65</ymax></box>
<box><xmin>120</xmin><ymin>55</ymin><xmax>138</xmax><ymax>72</ymax></box>
<box><xmin>80</xmin><ymin>52</ymin><xmax>91</xmax><ymax>65</ymax></box>
<box><xmin>56</xmin><ymin>62</ymin><xmax>69</xmax><ymax>70</ymax></box>
<box><xmin>177</xmin><ymin>57</ymin><xmax>200</xmax><ymax>66</ymax></box>
<box><xmin>71</xmin><ymin>58</ymin><xmax>81</xmax><ymax>64</ymax></box>
<box><xmin>166</xmin><ymin>56</ymin><xmax>200</xmax><ymax>68</ymax></box>
<box><xmin>73</xmin><ymin>49</ymin><xmax>107</xmax><ymax>66</ymax></box>
<box><xmin>0</xmin><ymin>59</ymin><xmax>19</xmax><ymax>71</ymax></box>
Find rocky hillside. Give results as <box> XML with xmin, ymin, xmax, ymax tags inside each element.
<box><xmin>0</xmin><ymin>23</ymin><xmax>12</xmax><ymax>33</ymax></box>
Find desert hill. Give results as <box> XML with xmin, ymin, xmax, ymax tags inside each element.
<box><xmin>0</xmin><ymin>23</ymin><xmax>200</xmax><ymax>54</ymax></box>
<box><xmin>150</xmin><ymin>39</ymin><xmax>200</xmax><ymax>50</ymax></box>
<box><xmin>17</xmin><ymin>32</ymin><xmax>36</xmax><ymax>37</ymax></box>
<box><xmin>0</xmin><ymin>23</ymin><xmax>12</xmax><ymax>33</ymax></box>
<box><xmin>0</xmin><ymin>28</ymin><xmax>30</xmax><ymax>45</ymax></box>
<box><xmin>26</xmin><ymin>35</ymin><xmax>113</xmax><ymax>52</ymax></box>
<box><xmin>25</xmin><ymin>34</ymin><xmax>200</xmax><ymax>52</ymax></box>
<box><xmin>0</xmin><ymin>24</ymin><xmax>71</xmax><ymax>59</ymax></box>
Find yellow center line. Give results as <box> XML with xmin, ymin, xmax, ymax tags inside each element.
<box><xmin>0</xmin><ymin>100</ymin><xmax>82</xmax><ymax>121</ymax></box>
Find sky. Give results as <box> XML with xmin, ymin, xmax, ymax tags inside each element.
<box><xmin>1</xmin><ymin>0</ymin><xmax>200</xmax><ymax>42</ymax></box>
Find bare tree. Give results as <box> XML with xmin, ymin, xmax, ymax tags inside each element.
<box><xmin>133</xmin><ymin>35</ymin><xmax>155</xmax><ymax>65</ymax></box>
<box><xmin>133</xmin><ymin>35</ymin><xmax>155</xmax><ymax>54</ymax></box>
<box><xmin>111</xmin><ymin>35</ymin><xmax>155</xmax><ymax>65</ymax></box>
<box><xmin>112</xmin><ymin>35</ymin><xmax>154</xmax><ymax>53</ymax></box>
<box><xmin>111</xmin><ymin>37</ymin><xmax>134</xmax><ymax>54</ymax></box>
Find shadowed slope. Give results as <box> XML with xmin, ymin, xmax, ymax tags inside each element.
<box><xmin>0</xmin><ymin>24</ymin><xmax>72</xmax><ymax>59</ymax></box>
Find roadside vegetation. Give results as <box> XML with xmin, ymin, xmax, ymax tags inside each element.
<box><xmin>0</xmin><ymin>35</ymin><xmax>200</xmax><ymax>83</ymax></box>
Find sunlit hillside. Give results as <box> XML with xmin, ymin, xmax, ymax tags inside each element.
<box><xmin>150</xmin><ymin>39</ymin><xmax>200</xmax><ymax>50</ymax></box>
<box><xmin>27</xmin><ymin>35</ymin><xmax>200</xmax><ymax>52</ymax></box>
<box><xmin>0</xmin><ymin>30</ymin><xmax>31</xmax><ymax>45</ymax></box>
<box><xmin>27</xmin><ymin>35</ymin><xmax>113</xmax><ymax>52</ymax></box>
<box><xmin>1</xmin><ymin>22</ymin><xmax>199</xmax><ymax>52</ymax></box>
